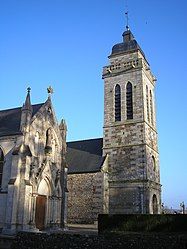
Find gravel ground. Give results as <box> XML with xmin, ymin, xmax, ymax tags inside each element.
<box><xmin>10</xmin><ymin>232</ymin><xmax>187</xmax><ymax>249</ymax></box>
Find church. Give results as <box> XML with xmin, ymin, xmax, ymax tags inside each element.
<box><xmin>0</xmin><ymin>25</ymin><xmax>161</xmax><ymax>233</ymax></box>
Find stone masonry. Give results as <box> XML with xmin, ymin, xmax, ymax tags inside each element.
<box><xmin>67</xmin><ymin>172</ymin><xmax>104</xmax><ymax>224</ymax></box>
<box><xmin>102</xmin><ymin>30</ymin><xmax>161</xmax><ymax>214</ymax></box>
<box><xmin>0</xmin><ymin>90</ymin><xmax>67</xmax><ymax>234</ymax></box>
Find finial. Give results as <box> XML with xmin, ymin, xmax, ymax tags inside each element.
<box><xmin>125</xmin><ymin>11</ymin><xmax>130</xmax><ymax>31</ymax></box>
<box><xmin>27</xmin><ymin>87</ymin><xmax>31</xmax><ymax>93</ymax></box>
<box><xmin>22</xmin><ymin>86</ymin><xmax>32</xmax><ymax>112</ymax></box>
<box><xmin>47</xmin><ymin>86</ymin><xmax>54</xmax><ymax>96</ymax></box>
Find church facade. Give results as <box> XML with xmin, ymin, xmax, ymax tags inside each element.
<box><xmin>0</xmin><ymin>90</ymin><xmax>67</xmax><ymax>234</ymax></box>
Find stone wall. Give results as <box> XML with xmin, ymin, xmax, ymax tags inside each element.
<box><xmin>67</xmin><ymin>172</ymin><xmax>104</xmax><ymax>224</ymax></box>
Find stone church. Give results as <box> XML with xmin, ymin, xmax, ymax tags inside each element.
<box><xmin>0</xmin><ymin>89</ymin><xmax>67</xmax><ymax>234</ymax></box>
<box><xmin>0</xmin><ymin>26</ymin><xmax>161</xmax><ymax>233</ymax></box>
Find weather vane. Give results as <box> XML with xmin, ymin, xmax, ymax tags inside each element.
<box><xmin>125</xmin><ymin>11</ymin><xmax>129</xmax><ymax>30</ymax></box>
<box><xmin>47</xmin><ymin>86</ymin><xmax>54</xmax><ymax>96</ymax></box>
<box><xmin>125</xmin><ymin>0</ymin><xmax>129</xmax><ymax>30</ymax></box>
<box><xmin>27</xmin><ymin>87</ymin><xmax>31</xmax><ymax>93</ymax></box>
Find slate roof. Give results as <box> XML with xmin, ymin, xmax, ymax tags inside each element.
<box><xmin>66</xmin><ymin>138</ymin><xmax>104</xmax><ymax>174</ymax></box>
<box><xmin>111</xmin><ymin>30</ymin><xmax>145</xmax><ymax>58</ymax></box>
<box><xmin>0</xmin><ymin>103</ymin><xmax>44</xmax><ymax>137</ymax></box>
<box><xmin>112</xmin><ymin>39</ymin><xmax>143</xmax><ymax>55</ymax></box>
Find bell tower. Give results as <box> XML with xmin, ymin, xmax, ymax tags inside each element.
<box><xmin>102</xmin><ymin>28</ymin><xmax>161</xmax><ymax>214</ymax></box>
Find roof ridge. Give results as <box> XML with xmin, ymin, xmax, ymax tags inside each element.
<box><xmin>67</xmin><ymin>137</ymin><xmax>102</xmax><ymax>143</ymax></box>
<box><xmin>0</xmin><ymin>103</ymin><xmax>44</xmax><ymax>113</ymax></box>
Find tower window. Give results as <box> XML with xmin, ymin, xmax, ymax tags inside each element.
<box><xmin>150</xmin><ymin>90</ymin><xmax>153</xmax><ymax>125</ymax></box>
<box><xmin>0</xmin><ymin>148</ymin><xmax>4</xmax><ymax>189</ymax></box>
<box><xmin>146</xmin><ymin>86</ymin><xmax>150</xmax><ymax>122</ymax></box>
<box><xmin>126</xmin><ymin>82</ymin><xmax>133</xmax><ymax>119</ymax></box>
<box><xmin>152</xmin><ymin>156</ymin><xmax>156</xmax><ymax>171</ymax></box>
<box><xmin>115</xmin><ymin>84</ymin><xmax>121</xmax><ymax>121</ymax></box>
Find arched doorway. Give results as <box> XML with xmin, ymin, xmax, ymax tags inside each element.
<box><xmin>152</xmin><ymin>194</ymin><xmax>158</xmax><ymax>214</ymax></box>
<box><xmin>35</xmin><ymin>179</ymin><xmax>49</xmax><ymax>230</ymax></box>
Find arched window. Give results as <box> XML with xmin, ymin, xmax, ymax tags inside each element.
<box><xmin>146</xmin><ymin>86</ymin><xmax>150</xmax><ymax>122</ymax></box>
<box><xmin>45</xmin><ymin>128</ymin><xmax>53</xmax><ymax>154</ymax></box>
<box><xmin>0</xmin><ymin>148</ymin><xmax>4</xmax><ymax>188</ymax></box>
<box><xmin>115</xmin><ymin>84</ymin><xmax>121</xmax><ymax>121</ymax></box>
<box><xmin>150</xmin><ymin>90</ymin><xmax>153</xmax><ymax>125</ymax></box>
<box><xmin>152</xmin><ymin>156</ymin><xmax>156</xmax><ymax>171</ymax></box>
<box><xmin>126</xmin><ymin>82</ymin><xmax>133</xmax><ymax>119</ymax></box>
<box><xmin>152</xmin><ymin>194</ymin><xmax>158</xmax><ymax>214</ymax></box>
<box><xmin>35</xmin><ymin>132</ymin><xmax>40</xmax><ymax>155</ymax></box>
<box><xmin>52</xmin><ymin>139</ymin><xmax>57</xmax><ymax>162</ymax></box>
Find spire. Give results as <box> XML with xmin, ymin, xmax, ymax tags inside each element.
<box><xmin>110</xmin><ymin>8</ymin><xmax>146</xmax><ymax>58</ymax></box>
<box><xmin>22</xmin><ymin>87</ymin><xmax>33</xmax><ymax>113</ymax></box>
<box><xmin>20</xmin><ymin>87</ymin><xmax>33</xmax><ymax>133</ymax></box>
<box><xmin>123</xmin><ymin>4</ymin><xmax>134</xmax><ymax>42</ymax></box>
<box><xmin>123</xmin><ymin>7</ymin><xmax>133</xmax><ymax>42</ymax></box>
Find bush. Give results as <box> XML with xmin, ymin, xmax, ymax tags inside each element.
<box><xmin>98</xmin><ymin>214</ymin><xmax>187</xmax><ymax>233</ymax></box>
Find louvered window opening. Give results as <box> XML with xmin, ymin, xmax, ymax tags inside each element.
<box><xmin>126</xmin><ymin>82</ymin><xmax>133</xmax><ymax>119</ymax></box>
<box><xmin>0</xmin><ymin>149</ymin><xmax>4</xmax><ymax>188</ymax></box>
<box><xmin>115</xmin><ymin>84</ymin><xmax>121</xmax><ymax>121</ymax></box>
<box><xmin>150</xmin><ymin>90</ymin><xmax>153</xmax><ymax>125</ymax></box>
<box><xmin>146</xmin><ymin>86</ymin><xmax>150</xmax><ymax>122</ymax></box>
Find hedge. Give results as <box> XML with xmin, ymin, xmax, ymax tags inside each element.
<box><xmin>98</xmin><ymin>214</ymin><xmax>187</xmax><ymax>233</ymax></box>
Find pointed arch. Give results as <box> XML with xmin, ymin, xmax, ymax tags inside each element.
<box><xmin>45</xmin><ymin>128</ymin><xmax>53</xmax><ymax>154</ymax></box>
<box><xmin>38</xmin><ymin>178</ymin><xmax>51</xmax><ymax>196</ymax></box>
<box><xmin>126</xmin><ymin>82</ymin><xmax>133</xmax><ymax>119</ymax></box>
<box><xmin>46</xmin><ymin>128</ymin><xmax>53</xmax><ymax>147</ymax></box>
<box><xmin>146</xmin><ymin>85</ymin><xmax>150</xmax><ymax>122</ymax></box>
<box><xmin>150</xmin><ymin>90</ymin><xmax>153</xmax><ymax>125</ymax></box>
<box><xmin>152</xmin><ymin>155</ymin><xmax>156</xmax><ymax>171</ymax></box>
<box><xmin>115</xmin><ymin>84</ymin><xmax>121</xmax><ymax>121</ymax></box>
<box><xmin>35</xmin><ymin>131</ymin><xmax>40</xmax><ymax>156</ymax></box>
<box><xmin>152</xmin><ymin>194</ymin><xmax>158</xmax><ymax>214</ymax></box>
<box><xmin>0</xmin><ymin>148</ymin><xmax>4</xmax><ymax>188</ymax></box>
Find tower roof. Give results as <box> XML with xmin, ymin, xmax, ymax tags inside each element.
<box><xmin>110</xmin><ymin>29</ymin><xmax>145</xmax><ymax>58</ymax></box>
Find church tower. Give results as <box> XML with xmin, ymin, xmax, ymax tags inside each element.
<box><xmin>102</xmin><ymin>27</ymin><xmax>161</xmax><ymax>214</ymax></box>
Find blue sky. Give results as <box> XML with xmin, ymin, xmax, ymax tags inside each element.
<box><xmin>0</xmin><ymin>0</ymin><xmax>187</xmax><ymax>209</ymax></box>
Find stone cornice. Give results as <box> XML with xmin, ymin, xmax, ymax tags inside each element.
<box><xmin>104</xmin><ymin>120</ymin><xmax>157</xmax><ymax>133</ymax></box>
